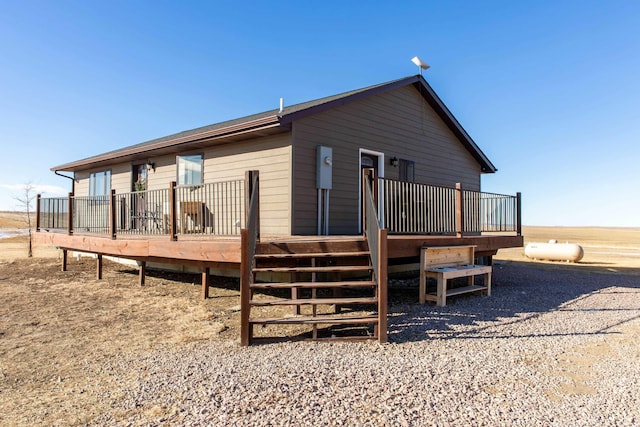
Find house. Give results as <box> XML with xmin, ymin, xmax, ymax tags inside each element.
<box><xmin>36</xmin><ymin>74</ymin><xmax>523</xmax><ymax>344</ymax></box>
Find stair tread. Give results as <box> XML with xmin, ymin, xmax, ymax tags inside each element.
<box><xmin>250</xmin><ymin>297</ymin><xmax>378</xmax><ymax>306</ymax></box>
<box><xmin>251</xmin><ymin>280</ymin><xmax>376</xmax><ymax>289</ymax></box>
<box><xmin>249</xmin><ymin>314</ymin><xmax>379</xmax><ymax>325</ymax></box>
<box><xmin>253</xmin><ymin>265</ymin><xmax>372</xmax><ymax>273</ymax></box>
<box><xmin>256</xmin><ymin>251</ymin><xmax>370</xmax><ymax>259</ymax></box>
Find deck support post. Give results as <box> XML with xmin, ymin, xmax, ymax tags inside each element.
<box><xmin>96</xmin><ymin>254</ymin><xmax>103</xmax><ymax>280</ymax></box>
<box><xmin>240</xmin><ymin>228</ymin><xmax>251</xmax><ymax>346</ymax></box>
<box><xmin>201</xmin><ymin>267</ymin><xmax>210</xmax><ymax>300</ymax></box>
<box><xmin>169</xmin><ymin>181</ymin><xmax>177</xmax><ymax>241</ymax></box>
<box><xmin>36</xmin><ymin>194</ymin><xmax>41</xmax><ymax>232</ymax></box>
<box><xmin>139</xmin><ymin>261</ymin><xmax>146</xmax><ymax>286</ymax></box>
<box><xmin>516</xmin><ymin>192</ymin><xmax>522</xmax><ymax>236</ymax></box>
<box><xmin>61</xmin><ymin>249</ymin><xmax>68</xmax><ymax>272</ymax></box>
<box><xmin>67</xmin><ymin>192</ymin><xmax>74</xmax><ymax>235</ymax></box>
<box><xmin>377</xmin><ymin>228</ymin><xmax>388</xmax><ymax>343</ymax></box>
<box><xmin>455</xmin><ymin>183</ymin><xmax>464</xmax><ymax>238</ymax></box>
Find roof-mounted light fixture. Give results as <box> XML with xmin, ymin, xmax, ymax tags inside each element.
<box><xmin>411</xmin><ymin>56</ymin><xmax>430</xmax><ymax>75</ymax></box>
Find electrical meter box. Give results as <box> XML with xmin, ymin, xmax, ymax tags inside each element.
<box><xmin>316</xmin><ymin>146</ymin><xmax>333</xmax><ymax>189</ymax></box>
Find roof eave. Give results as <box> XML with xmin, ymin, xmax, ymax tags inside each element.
<box><xmin>51</xmin><ymin>115</ymin><xmax>284</xmax><ymax>172</ymax></box>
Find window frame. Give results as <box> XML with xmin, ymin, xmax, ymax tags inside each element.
<box><xmin>399</xmin><ymin>159</ymin><xmax>415</xmax><ymax>182</ymax></box>
<box><xmin>176</xmin><ymin>154</ymin><xmax>204</xmax><ymax>186</ymax></box>
<box><xmin>89</xmin><ymin>169</ymin><xmax>112</xmax><ymax>196</ymax></box>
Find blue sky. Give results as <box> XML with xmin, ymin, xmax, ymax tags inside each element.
<box><xmin>0</xmin><ymin>1</ymin><xmax>638</xmax><ymax>227</ymax></box>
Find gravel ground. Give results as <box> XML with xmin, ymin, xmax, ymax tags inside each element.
<box><xmin>87</xmin><ymin>261</ymin><xmax>640</xmax><ymax>426</ymax></box>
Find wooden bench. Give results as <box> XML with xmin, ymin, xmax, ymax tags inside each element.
<box><xmin>419</xmin><ymin>245</ymin><xmax>492</xmax><ymax>306</ymax></box>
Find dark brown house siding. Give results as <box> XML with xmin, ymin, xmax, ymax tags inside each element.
<box><xmin>292</xmin><ymin>85</ymin><xmax>481</xmax><ymax>235</ymax></box>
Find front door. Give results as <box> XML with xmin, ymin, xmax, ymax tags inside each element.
<box><xmin>360</xmin><ymin>153</ymin><xmax>378</xmax><ymax>175</ymax></box>
<box><xmin>358</xmin><ymin>150</ymin><xmax>384</xmax><ymax>233</ymax></box>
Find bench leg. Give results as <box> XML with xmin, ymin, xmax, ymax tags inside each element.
<box><xmin>485</xmin><ymin>271</ymin><xmax>492</xmax><ymax>296</ymax></box>
<box><xmin>437</xmin><ymin>275</ymin><xmax>447</xmax><ymax>307</ymax></box>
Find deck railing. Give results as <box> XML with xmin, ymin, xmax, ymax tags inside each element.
<box><xmin>378</xmin><ymin>177</ymin><xmax>521</xmax><ymax>236</ymax></box>
<box><xmin>72</xmin><ymin>195</ymin><xmax>110</xmax><ymax>234</ymax></box>
<box><xmin>116</xmin><ymin>189</ymin><xmax>170</xmax><ymax>235</ymax></box>
<box><xmin>379</xmin><ymin>179</ymin><xmax>457</xmax><ymax>234</ymax></box>
<box><xmin>176</xmin><ymin>179</ymin><xmax>245</xmax><ymax>236</ymax></box>
<box><xmin>37</xmin><ymin>196</ymin><xmax>69</xmax><ymax>231</ymax></box>
<box><xmin>37</xmin><ymin>177</ymin><xmax>247</xmax><ymax>238</ymax></box>
<box><xmin>462</xmin><ymin>190</ymin><xmax>520</xmax><ymax>233</ymax></box>
<box><xmin>363</xmin><ymin>170</ymin><xmax>388</xmax><ymax>343</ymax></box>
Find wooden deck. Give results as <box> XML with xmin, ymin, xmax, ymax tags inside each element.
<box><xmin>36</xmin><ymin>171</ymin><xmax>523</xmax><ymax>344</ymax></box>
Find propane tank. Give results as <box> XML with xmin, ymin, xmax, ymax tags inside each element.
<box><xmin>524</xmin><ymin>240</ymin><xmax>584</xmax><ymax>263</ymax></box>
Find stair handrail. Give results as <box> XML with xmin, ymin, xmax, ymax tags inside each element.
<box><xmin>240</xmin><ymin>170</ymin><xmax>260</xmax><ymax>346</ymax></box>
<box><xmin>363</xmin><ymin>170</ymin><xmax>388</xmax><ymax>343</ymax></box>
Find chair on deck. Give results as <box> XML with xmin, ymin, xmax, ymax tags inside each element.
<box><xmin>180</xmin><ymin>201</ymin><xmax>204</xmax><ymax>233</ymax></box>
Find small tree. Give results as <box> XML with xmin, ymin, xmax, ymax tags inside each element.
<box><xmin>14</xmin><ymin>182</ymin><xmax>36</xmax><ymax>257</ymax></box>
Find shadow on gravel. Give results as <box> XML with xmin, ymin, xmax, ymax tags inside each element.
<box><xmin>387</xmin><ymin>260</ymin><xmax>640</xmax><ymax>343</ymax></box>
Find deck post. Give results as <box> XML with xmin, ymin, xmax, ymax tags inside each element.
<box><xmin>377</xmin><ymin>228</ymin><xmax>388</xmax><ymax>343</ymax></box>
<box><xmin>96</xmin><ymin>254</ymin><xmax>103</xmax><ymax>280</ymax></box>
<box><xmin>109</xmin><ymin>189</ymin><xmax>116</xmax><ymax>239</ymax></box>
<box><xmin>139</xmin><ymin>261</ymin><xmax>146</xmax><ymax>286</ymax></box>
<box><xmin>36</xmin><ymin>194</ymin><xmax>41</xmax><ymax>232</ymax></box>
<box><xmin>245</xmin><ymin>170</ymin><xmax>260</xmax><ymax>241</ymax></box>
<box><xmin>455</xmin><ymin>183</ymin><xmax>463</xmax><ymax>238</ymax></box>
<box><xmin>201</xmin><ymin>267</ymin><xmax>210</xmax><ymax>300</ymax></box>
<box><xmin>516</xmin><ymin>192</ymin><xmax>522</xmax><ymax>236</ymax></box>
<box><xmin>169</xmin><ymin>181</ymin><xmax>177</xmax><ymax>241</ymax></box>
<box><xmin>67</xmin><ymin>192</ymin><xmax>74</xmax><ymax>235</ymax></box>
<box><xmin>62</xmin><ymin>249</ymin><xmax>68</xmax><ymax>272</ymax></box>
<box><xmin>240</xmin><ymin>228</ymin><xmax>251</xmax><ymax>346</ymax></box>
<box><xmin>361</xmin><ymin>168</ymin><xmax>376</xmax><ymax>235</ymax></box>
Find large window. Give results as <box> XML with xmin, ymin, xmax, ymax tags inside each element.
<box><xmin>399</xmin><ymin>159</ymin><xmax>415</xmax><ymax>182</ymax></box>
<box><xmin>89</xmin><ymin>170</ymin><xmax>111</xmax><ymax>196</ymax></box>
<box><xmin>177</xmin><ymin>154</ymin><xmax>203</xmax><ymax>186</ymax></box>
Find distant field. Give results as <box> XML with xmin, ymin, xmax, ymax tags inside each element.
<box><xmin>0</xmin><ymin>211</ymin><xmax>31</xmax><ymax>229</ymax></box>
<box><xmin>496</xmin><ymin>226</ymin><xmax>640</xmax><ymax>271</ymax></box>
<box><xmin>519</xmin><ymin>226</ymin><xmax>640</xmax><ymax>248</ymax></box>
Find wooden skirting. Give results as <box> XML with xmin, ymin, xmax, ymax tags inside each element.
<box><xmin>35</xmin><ymin>231</ymin><xmax>523</xmax><ymax>266</ymax></box>
<box><xmin>34</xmin><ymin>232</ymin><xmax>242</xmax><ymax>265</ymax></box>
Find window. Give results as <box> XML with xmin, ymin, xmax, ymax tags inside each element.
<box><xmin>399</xmin><ymin>159</ymin><xmax>415</xmax><ymax>182</ymax></box>
<box><xmin>89</xmin><ymin>170</ymin><xmax>111</xmax><ymax>196</ymax></box>
<box><xmin>132</xmin><ymin>164</ymin><xmax>148</xmax><ymax>192</ymax></box>
<box><xmin>177</xmin><ymin>154</ymin><xmax>203</xmax><ymax>186</ymax></box>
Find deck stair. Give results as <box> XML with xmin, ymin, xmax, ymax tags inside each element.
<box><xmin>246</xmin><ymin>238</ymin><xmax>382</xmax><ymax>342</ymax></box>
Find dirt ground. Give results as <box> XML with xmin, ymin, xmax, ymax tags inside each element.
<box><xmin>0</xmin><ymin>255</ymin><xmax>243</xmax><ymax>425</ymax></box>
<box><xmin>1</xmin><ymin>215</ymin><xmax>639</xmax><ymax>425</ymax></box>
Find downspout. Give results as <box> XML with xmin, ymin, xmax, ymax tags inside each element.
<box><xmin>54</xmin><ymin>170</ymin><xmax>76</xmax><ymax>194</ymax></box>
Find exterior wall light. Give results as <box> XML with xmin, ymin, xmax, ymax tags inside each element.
<box><xmin>390</xmin><ymin>157</ymin><xmax>399</xmax><ymax>167</ymax></box>
<box><xmin>146</xmin><ymin>160</ymin><xmax>155</xmax><ymax>172</ymax></box>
